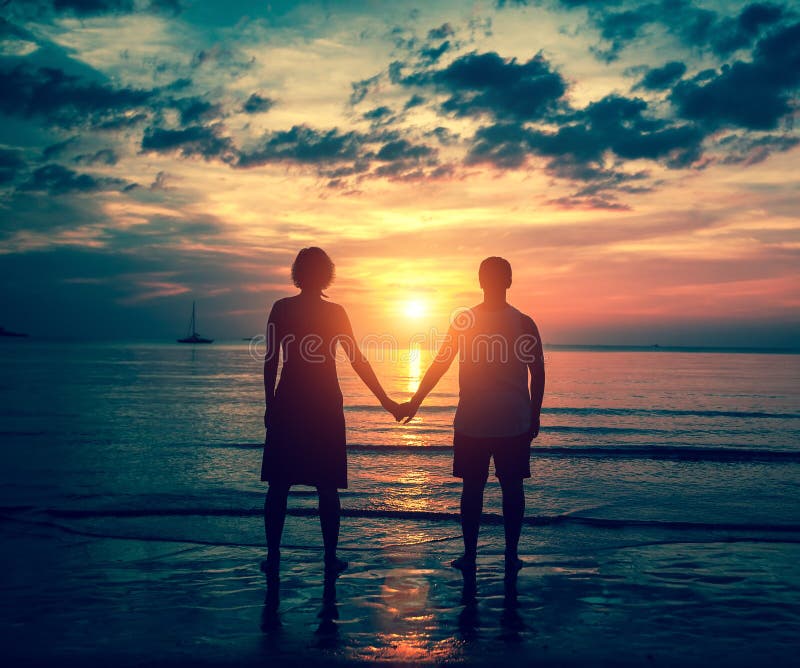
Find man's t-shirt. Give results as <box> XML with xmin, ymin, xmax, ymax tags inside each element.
<box><xmin>452</xmin><ymin>304</ymin><xmax>536</xmax><ymax>438</ymax></box>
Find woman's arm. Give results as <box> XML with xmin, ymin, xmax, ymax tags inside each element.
<box><xmin>263</xmin><ymin>303</ymin><xmax>280</xmax><ymax>428</ymax></box>
<box><xmin>338</xmin><ymin>307</ymin><xmax>400</xmax><ymax>418</ymax></box>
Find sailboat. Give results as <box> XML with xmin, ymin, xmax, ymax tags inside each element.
<box><xmin>177</xmin><ymin>301</ymin><xmax>213</xmax><ymax>344</ymax></box>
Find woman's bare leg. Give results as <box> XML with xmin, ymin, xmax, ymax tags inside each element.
<box><xmin>264</xmin><ymin>482</ymin><xmax>290</xmax><ymax>573</ymax></box>
<box><xmin>318</xmin><ymin>486</ymin><xmax>347</xmax><ymax>573</ymax></box>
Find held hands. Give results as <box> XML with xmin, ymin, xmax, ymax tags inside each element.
<box><xmin>396</xmin><ymin>400</ymin><xmax>419</xmax><ymax>424</ymax></box>
<box><xmin>381</xmin><ymin>397</ymin><xmax>405</xmax><ymax>422</ymax></box>
<box><xmin>381</xmin><ymin>396</ymin><xmax>420</xmax><ymax>423</ymax></box>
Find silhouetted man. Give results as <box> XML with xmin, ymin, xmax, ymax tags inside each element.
<box><xmin>399</xmin><ymin>257</ymin><xmax>545</xmax><ymax>572</ymax></box>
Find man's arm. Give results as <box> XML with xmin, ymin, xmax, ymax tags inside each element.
<box><xmin>263</xmin><ymin>304</ymin><xmax>280</xmax><ymax>428</ymax></box>
<box><xmin>401</xmin><ymin>326</ymin><xmax>458</xmax><ymax>423</ymax></box>
<box><xmin>526</xmin><ymin>317</ymin><xmax>545</xmax><ymax>439</ymax></box>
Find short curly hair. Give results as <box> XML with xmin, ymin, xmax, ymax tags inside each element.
<box><xmin>291</xmin><ymin>247</ymin><xmax>335</xmax><ymax>291</ymax></box>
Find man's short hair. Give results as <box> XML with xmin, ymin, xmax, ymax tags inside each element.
<box><xmin>291</xmin><ymin>247</ymin><xmax>335</xmax><ymax>291</ymax></box>
<box><xmin>479</xmin><ymin>256</ymin><xmax>512</xmax><ymax>290</ymax></box>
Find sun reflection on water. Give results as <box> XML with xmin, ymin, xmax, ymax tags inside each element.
<box><xmin>406</xmin><ymin>345</ymin><xmax>421</xmax><ymax>394</ymax></box>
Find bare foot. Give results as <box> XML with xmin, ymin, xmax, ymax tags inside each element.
<box><xmin>504</xmin><ymin>555</ymin><xmax>524</xmax><ymax>572</ymax></box>
<box><xmin>451</xmin><ymin>554</ymin><xmax>477</xmax><ymax>571</ymax></box>
<box><xmin>324</xmin><ymin>556</ymin><xmax>348</xmax><ymax>575</ymax></box>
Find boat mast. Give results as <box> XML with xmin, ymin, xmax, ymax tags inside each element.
<box><xmin>191</xmin><ymin>301</ymin><xmax>197</xmax><ymax>336</ymax></box>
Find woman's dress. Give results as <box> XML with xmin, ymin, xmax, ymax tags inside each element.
<box><xmin>261</xmin><ymin>295</ymin><xmax>349</xmax><ymax>489</ymax></box>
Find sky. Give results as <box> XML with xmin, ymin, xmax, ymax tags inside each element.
<box><xmin>0</xmin><ymin>0</ymin><xmax>798</xmax><ymax>347</ymax></box>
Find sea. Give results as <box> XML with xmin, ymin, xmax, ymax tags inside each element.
<box><xmin>2</xmin><ymin>340</ymin><xmax>800</xmax><ymax>665</ymax></box>
<box><xmin>1</xmin><ymin>340</ymin><xmax>798</xmax><ymax>536</ymax></box>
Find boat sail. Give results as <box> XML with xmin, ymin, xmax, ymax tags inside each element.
<box><xmin>177</xmin><ymin>301</ymin><xmax>213</xmax><ymax>344</ymax></box>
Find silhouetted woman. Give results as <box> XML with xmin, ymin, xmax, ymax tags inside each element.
<box><xmin>262</xmin><ymin>247</ymin><xmax>399</xmax><ymax>577</ymax></box>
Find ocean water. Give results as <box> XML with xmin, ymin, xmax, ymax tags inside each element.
<box><xmin>2</xmin><ymin>340</ymin><xmax>800</xmax><ymax>665</ymax></box>
<box><xmin>0</xmin><ymin>340</ymin><xmax>798</xmax><ymax>541</ymax></box>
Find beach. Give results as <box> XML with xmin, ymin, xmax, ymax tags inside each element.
<box><xmin>2</xmin><ymin>508</ymin><xmax>799</xmax><ymax>666</ymax></box>
<box><xmin>1</xmin><ymin>342</ymin><xmax>799</xmax><ymax>665</ymax></box>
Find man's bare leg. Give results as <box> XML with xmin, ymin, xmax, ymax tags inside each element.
<box><xmin>452</xmin><ymin>476</ymin><xmax>486</xmax><ymax>570</ymax></box>
<box><xmin>500</xmin><ymin>476</ymin><xmax>525</xmax><ymax>571</ymax></box>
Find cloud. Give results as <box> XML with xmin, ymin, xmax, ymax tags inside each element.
<box><xmin>74</xmin><ymin>148</ymin><xmax>119</xmax><ymax>166</ymax></box>
<box><xmin>52</xmin><ymin>0</ymin><xmax>135</xmax><ymax>16</ymax></box>
<box><xmin>467</xmin><ymin>94</ymin><xmax>704</xmax><ymax>180</ymax></box>
<box><xmin>0</xmin><ymin>64</ymin><xmax>153</xmax><ymax>129</ymax></box>
<box><xmin>670</xmin><ymin>21</ymin><xmax>800</xmax><ymax>130</ymax></box>
<box><xmin>141</xmin><ymin>124</ymin><xmax>236</xmax><ymax>161</ymax></box>
<box><xmin>20</xmin><ymin>163</ymin><xmax>131</xmax><ymax>194</ymax></box>
<box><xmin>400</xmin><ymin>51</ymin><xmax>567</xmax><ymax>122</ymax></box>
<box><xmin>548</xmin><ymin>1</ymin><xmax>790</xmax><ymax>61</ymax></box>
<box><xmin>0</xmin><ymin>148</ymin><xmax>25</xmax><ymax>184</ymax></box>
<box><xmin>716</xmin><ymin>133</ymin><xmax>800</xmax><ymax>165</ymax></box>
<box><xmin>174</xmin><ymin>96</ymin><xmax>222</xmax><ymax>125</ymax></box>
<box><xmin>403</xmin><ymin>94</ymin><xmax>426</xmax><ymax>110</ymax></box>
<box><xmin>427</xmin><ymin>23</ymin><xmax>455</xmax><ymax>40</ymax></box>
<box><xmin>363</xmin><ymin>106</ymin><xmax>393</xmax><ymax>122</ymax></box>
<box><xmin>237</xmin><ymin>125</ymin><xmax>366</xmax><ymax>167</ymax></box>
<box><xmin>375</xmin><ymin>139</ymin><xmax>435</xmax><ymax>162</ymax></box>
<box><xmin>419</xmin><ymin>40</ymin><xmax>452</xmax><ymax>64</ymax></box>
<box><xmin>15</xmin><ymin>0</ymin><xmax>183</xmax><ymax>18</ymax></box>
<box><xmin>636</xmin><ymin>61</ymin><xmax>687</xmax><ymax>90</ymax></box>
<box><xmin>242</xmin><ymin>93</ymin><xmax>274</xmax><ymax>114</ymax></box>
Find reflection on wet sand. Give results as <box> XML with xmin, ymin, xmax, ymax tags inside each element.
<box><xmin>315</xmin><ymin>568</ymin><xmax>340</xmax><ymax>648</ymax></box>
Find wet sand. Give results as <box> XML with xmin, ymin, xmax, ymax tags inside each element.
<box><xmin>2</xmin><ymin>510</ymin><xmax>799</xmax><ymax>666</ymax></box>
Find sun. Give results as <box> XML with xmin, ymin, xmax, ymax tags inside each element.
<box><xmin>404</xmin><ymin>299</ymin><xmax>427</xmax><ymax>319</ymax></box>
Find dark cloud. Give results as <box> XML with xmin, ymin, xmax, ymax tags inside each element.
<box><xmin>466</xmin><ymin>94</ymin><xmax>704</xmax><ymax>190</ymax></box>
<box><xmin>426</xmin><ymin>126</ymin><xmax>459</xmax><ymax>145</ymax></box>
<box><xmin>427</xmin><ymin>23</ymin><xmax>455</xmax><ymax>40</ymax></box>
<box><xmin>400</xmin><ymin>51</ymin><xmax>567</xmax><ymax>122</ymax></box>
<box><xmin>242</xmin><ymin>93</ymin><xmax>274</xmax><ymax>114</ymax></box>
<box><xmin>74</xmin><ymin>148</ymin><xmax>118</xmax><ymax>166</ymax></box>
<box><xmin>375</xmin><ymin>139</ymin><xmax>435</xmax><ymax>162</ymax></box>
<box><xmin>42</xmin><ymin>137</ymin><xmax>78</xmax><ymax>161</ymax></box>
<box><xmin>636</xmin><ymin>61</ymin><xmax>687</xmax><ymax>90</ymax></box>
<box><xmin>0</xmin><ymin>148</ymin><xmax>25</xmax><ymax>185</ymax></box>
<box><xmin>590</xmin><ymin>5</ymin><xmax>656</xmax><ymax>62</ymax></box>
<box><xmin>20</xmin><ymin>163</ymin><xmax>130</xmax><ymax>194</ymax></box>
<box><xmin>237</xmin><ymin>125</ymin><xmax>365</xmax><ymax>167</ymax></box>
<box><xmin>52</xmin><ymin>0</ymin><xmax>134</xmax><ymax>15</ymax></box>
<box><xmin>717</xmin><ymin>133</ymin><xmax>800</xmax><ymax>165</ymax></box>
<box><xmin>363</xmin><ymin>106</ymin><xmax>393</xmax><ymax>121</ymax></box>
<box><xmin>670</xmin><ymin>21</ymin><xmax>800</xmax><ymax>130</ymax></box>
<box><xmin>174</xmin><ymin>97</ymin><xmax>222</xmax><ymax>125</ymax></box>
<box><xmin>469</xmin><ymin>94</ymin><xmax>703</xmax><ymax>165</ymax></box>
<box><xmin>419</xmin><ymin>40</ymin><xmax>451</xmax><ymax>64</ymax></box>
<box><xmin>350</xmin><ymin>73</ymin><xmax>381</xmax><ymax>105</ymax></box>
<box><xmin>147</xmin><ymin>0</ymin><xmax>183</xmax><ymax>15</ymax></box>
<box><xmin>0</xmin><ymin>65</ymin><xmax>152</xmax><ymax>129</ymax></box>
<box><xmin>403</xmin><ymin>94</ymin><xmax>426</xmax><ymax>109</ymax></box>
<box><xmin>141</xmin><ymin>124</ymin><xmax>236</xmax><ymax>161</ymax></box>
<box><xmin>551</xmin><ymin>1</ymin><xmax>790</xmax><ymax>60</ymax></box>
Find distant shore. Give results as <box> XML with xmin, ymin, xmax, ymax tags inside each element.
<box><xmin>2</xmin><ymin>337</ymin><xmax>799</xmax><ymax>355</ymax></box>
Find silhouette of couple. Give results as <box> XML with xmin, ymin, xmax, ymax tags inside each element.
<box><xmin>262</xmin><ymin>247</ymin><xmax>545</xmax><ymax>582</ymax></box>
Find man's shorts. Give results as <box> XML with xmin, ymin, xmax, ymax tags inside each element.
<box><xmin>453</xmin><ymin>430</ymin><xmax>532</xmax><ymax>481</ymax></box>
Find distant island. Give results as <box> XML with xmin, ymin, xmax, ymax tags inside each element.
<box><xmin>0</xmin><ymin>326</ymin><xmax>28</xmax><ymax>338</ymax></box>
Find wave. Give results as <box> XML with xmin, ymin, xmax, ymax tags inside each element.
<box><xmin>343</xmin><ymin>405</ymin><xmax>800</xmax><ymax>420</ymax></box>
<box><xmin>29</xmin><ymin>507</ymin><xmax>800</xmax><ymax>534</ymax></box>
<box><xmin>208</xmin><ymin>442</ymin><xmax>800</xmax><ymax>461</ymax></box>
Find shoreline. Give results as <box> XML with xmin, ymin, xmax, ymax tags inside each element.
<box><xmin>2</xmin><ymin>512</ymin><xmax>799</xmax><ymax>667</ymax></box>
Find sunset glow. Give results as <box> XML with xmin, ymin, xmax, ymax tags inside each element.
<box><xmin>404</xmin><ymin>300</ymin><xmax>427</xmax><ymax>320</ymax></box>
<box><xmin>0</xmin><ymin>1</ymin><xmax>797</xmax><ymax>348</ymax></box>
